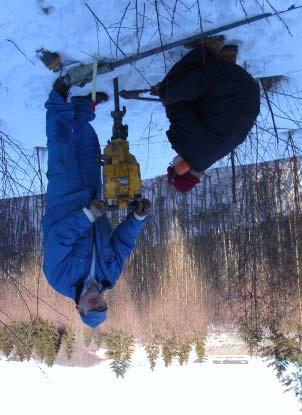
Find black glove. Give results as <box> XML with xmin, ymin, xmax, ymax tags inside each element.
<box><xmin>129</xmin><ymin>198</ymin><xmax>152</xmax><ymax>219</ymax></box>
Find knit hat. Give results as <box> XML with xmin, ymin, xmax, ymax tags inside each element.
<box><xmin>80</xmin><ymin>310</ymin><xmax>107</xmax><ymax>328</ymax></box>
<box><xmin>167</xmin><ymin>166</ymin><xmax>200</xmax><ymax>193</ymax></box>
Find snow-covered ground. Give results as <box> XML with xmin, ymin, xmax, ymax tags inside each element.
<box><xmin>0</xmin><ymin>0</ymin><xmax>302</xmax><ymax>179</ymax></box>
<box><xmin>0</xmin><ymin>346</ymin><xmax>300</xmax><ymax>415</ymax></box>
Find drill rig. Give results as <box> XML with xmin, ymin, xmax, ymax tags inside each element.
<box><xmin>102</xmin><ymin>78</ymin><xmax>141</xmax><ymax>209</ymax></box>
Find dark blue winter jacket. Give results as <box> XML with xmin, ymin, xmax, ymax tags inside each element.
<box><xmin>159</xmin><ymin>47</ymin><xmax>260</xmax><ymax>172</ymax></box>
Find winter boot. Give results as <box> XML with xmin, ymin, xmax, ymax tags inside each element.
<box><xmin>37</xmin><ymin>48</ymin><xmax>62</xmax><ymax>72</ymax></box>
<box><xmin>53</xmin><ymin>76</ymin><xmax>71</xmax><ymax>100</ymax></box>
<box><xmin>184</xmin><ymin>35</ymin><xmax>225</xmax><ymax>55</ymax></box>
<box><xmin>219</xmin><ymin>44</ymin><xmax>238</xmax><ymax>64</ymax></box>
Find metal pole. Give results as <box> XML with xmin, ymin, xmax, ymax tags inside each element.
<box><xmin>91</xmin><ymin>56</ymin><xmax>98</xmax><ymax>111</ymax></box>
<box><xmin>111</xmin><ymin>77</ymin><xmax>128</xmax><ymax>140</ymax></box>
<box><xmin>113</xmin><ymin>77</ymin><xmax>120</xmax><ymax>111</ymax></box>
<box><xmin>109</xmin><ymin>12</ymin><xmax>273</xmax><ymax>70</ymax></box>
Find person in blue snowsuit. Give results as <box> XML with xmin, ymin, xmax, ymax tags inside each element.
<box><xmin>42</xmin><ymin>79</ymin><xmax>151</xmax><ymax>328</ymax></box>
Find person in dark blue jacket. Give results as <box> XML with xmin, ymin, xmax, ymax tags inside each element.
<box><xmin>158</xmin><ymin>36</ymin><xmax>260</xmax><ymax>192</ymax></box>
<box><xmin>42</xmin><ymin>80</ymin><xmax>151</xmax><ymax>328</ymax></box>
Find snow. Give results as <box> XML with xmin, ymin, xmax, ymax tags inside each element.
<box><xmin>0</xmin><ymin>0</ymin><xmax>302</xmax><ymax>179</ymax></box>
<box><xmin>0</xmin><ymin>346</ymin><xmax>300</xmax><ymax>415</ymax></box>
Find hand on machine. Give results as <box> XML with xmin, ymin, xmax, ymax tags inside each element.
<box><xmin>128</xmin><ymin>198</ymin><xmax>152</xmax><ymax>219</ymax></box>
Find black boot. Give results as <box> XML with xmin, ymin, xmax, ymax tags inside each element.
<box><xmin>184</xmin><ymin>35</ymin><xmax>225</xmax><ymax>53</ymax></box>
<box><xmin>53</xmin><ymin>76</ymin><xmax>71</xmax><ymax>100</ymax></box>
<box><xmin>219</xmin><ymin>44</ymin><xmax>239</xmax><ymax>64</ymax></box>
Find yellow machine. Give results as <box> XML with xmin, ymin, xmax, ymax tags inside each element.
<box><xmin>103</xmin><ymin>78</ymin><xmax>141</xmax><ymax>209</ymax></box>
<box><xmin>103</xmin><ymin>138</ymin><xmax>141</xmax><ymax>209</ymax></box>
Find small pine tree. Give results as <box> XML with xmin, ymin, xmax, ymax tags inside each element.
<box><xmin>145</xmin><ymin>340</ymin><xmax>160</xmax><ymax>371</ymax></box>
<box><xmin>195</xmin><ymin>336</ymin><xmax>206</xmax><ymax>361</ymax></box>
<box><xmin>93</xmin><ymin>331</ymin><xmax>105</xmax><ymax>348</ymax></box>
<box><xmin>262</xmin><ymin>331</ymin><xmax>302</xmax><ymax>365</ymax></box>
<box><xmin>0</xmin><ymin>319</ymin><xmax>61</xmax><ymax>366</ymax></box>
<box><xmin>83</xmin><ymin>329</ymin><xmax>94</xmax><ymax>347</ymax></box>
<box><xmin>162</xmin><ymin>337</ymin><xmax>178</xmax><ymax>367</ymax></box>
<box><xmin>282</xmin><ymin>365</ymin><xmax>302</xmax><ymax>405</ymax></box>
<box><xmin>239</xmin><ymin>321</ymin><xmax>262</xmax><ymax>354</ymax></box>
<box><xmin>13</xmin><ymin>323</ymin><xmax>33</xmax><ymax>361</ymax></box>
<box><xmin>177</xmin><ymin>341</ymin><xmax>191</xmax><ymax>366</ymax></box>
<box><xmin>269</xmin><ymin>359</ymin><xmax>289</xmax><ymax>379</ymax></box>
<box><xmin>121</xmin><ymin>335</ymin><xmax>134</xmax><ymax>362</ymax></box>
<box><xmin>32</xmin><ymin>319</ymin><xmax>59</xmax><ymax>366</ymax></box>
<box><xmin>0</xmin><ymin>327</ymin><xmax>14</xmax><ymax>357</ymax></box>
<box><xmin>110</xmin><ymin>359</ymin><xmax>130</xmax><ymax>379</ymax></box>
<box><xmin>105</xmin><ymin>332</ymin><xmax>134</xmax><ymax>378</ymax></box>
<box><xmin>62</xmin><ymin>326</ymin><xmax>75</xmax><ymax>360</ymax></box>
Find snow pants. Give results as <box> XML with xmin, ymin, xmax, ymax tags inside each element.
<box><xmin>44</xmin><ymin>91</ymin><xmax>102</xmax><ymax>224</ymax></box>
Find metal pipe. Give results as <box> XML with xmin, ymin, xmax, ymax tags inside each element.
<box><xmin>113</xmin><ymin>77</ymin><xmax>120</xmax><ymax>111</ymax></box>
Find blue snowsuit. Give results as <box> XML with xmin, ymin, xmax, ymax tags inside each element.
<box><xmin>42</xmin><ymin>91</ymin><xmax>146</xmax><ymax>328</ymax></box>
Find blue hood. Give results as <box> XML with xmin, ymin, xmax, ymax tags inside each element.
<box><xmin>80</xmin><ymin>310</ymin><xmax>107</xmax><ymax>328</ymax></box>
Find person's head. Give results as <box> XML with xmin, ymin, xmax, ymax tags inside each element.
<box><xmin>167</xmin><ymin>165</ymin><xmax>200</xmax><ymax>193</ymax></box>
<box><xmin>77</xmin><ymin>282</ymin><xmax>107</xmax><ymax>328</ymax></box>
